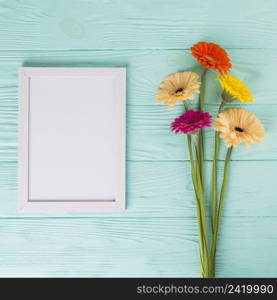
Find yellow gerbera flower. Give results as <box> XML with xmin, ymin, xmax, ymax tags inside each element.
<box><xmin>217</xmin><ymin>74</ymin><xmax>253</xmax><ymax>103</ymax></box>
<box><xmin>156</xmin><ymin>72</ymin><xmax>201</xmax><ymax>108</ymax></box>
<box><xmin>214</xmin><ymin>108</ymin><xmax>265</xmax><ymax>148</ymax></box>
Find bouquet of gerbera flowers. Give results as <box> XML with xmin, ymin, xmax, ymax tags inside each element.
<box><xmin>156</xmin><ymin>42</ymin><xmax>265</xmax><ymax>278</ymax></box>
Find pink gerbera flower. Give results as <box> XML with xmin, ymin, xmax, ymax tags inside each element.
<box><xmin>171</xmin><ymin>110</ymin><xmax>213</xmax><ymax>134</ymax></box>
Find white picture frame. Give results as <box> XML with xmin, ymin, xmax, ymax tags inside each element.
<box><xmin>18</xmin><ymin>67</ymin><xmax>126</xmax><ymax>212</ymax></box>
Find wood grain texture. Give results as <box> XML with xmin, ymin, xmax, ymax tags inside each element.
<box><xmin>0</xmin><ymin>50</ymin><xmax>276</xmax><ymax>165</ymax></box>
<box><xmin>0</xmin><ymin>0</ymin><xmax>277</xmax><ymax>50</ymax></box>
<box><xmin>0</xmin><ymin>101</ymin><xmax>276</xmax><ymax>162</ymax></box>
<box><xmin>0</xmin><ymin>217</ymin><xmax>276</xmax><ymax>277</ymax></box>
<box><xmin>128</xmin><ymin>104</ymin><xmax>275</xmax><ymax>161</ymax></box>
<box><xmin>1</xmin><ymin>160</ymin><xmax>277</xmax><ymax>217</ymax></box>
<box><xmin>0</xmin><ymin>218</ymin><xmax>199</xmax><ymax>277</ymax></box>
<box><xmin>0</xmin><ymin>0</ymin><xmax>276</xmax><ymax>277</ymax></box>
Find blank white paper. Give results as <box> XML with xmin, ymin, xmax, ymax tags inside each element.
<box><xmin>28</xmin><ymin>75</ymin><xmax>117</xmax><ymax>201</ymax></box>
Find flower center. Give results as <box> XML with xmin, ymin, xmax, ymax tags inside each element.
<box><xmin>205</xmin><ymin>55</ymin><xmax>217</xmax><ymax>63</ymax></box>
<box><xmin>175</xmin><ymin>88</ymin><xmax>184</xmax><ymax>94</ymax></box>
<box><xmin>234</xmin><ymin>127</ymin><xmax>244</xmax><ymax>132</ymax></box>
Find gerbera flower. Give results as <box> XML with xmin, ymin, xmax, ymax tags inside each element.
<box><xmin>191</xmin><ymin>41</ymin><xmax>232</xmax><ymax>73</ymax></box>
<box><xmin>214</xmin><ymin>108</ymin><xmax>265</xmax><ymax>148</ymax></box>
<box><xmin>171</xmin><ymin>110</ymin><xmax>213</xmax><ymax>134</ymax></box>
<box><xmin>217</xmin><ymin>74</ymin><xmax>253</xmax><ymax>103</ymax></box>
<box><xmin>156</xmin><ymin>72</ymin><xmax>201</xmax><ymax>108</ymax></box>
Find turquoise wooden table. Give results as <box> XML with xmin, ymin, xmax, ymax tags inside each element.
<box><xmin>0</xmin><ymin>0</ymin><xmax>277</xmax><ymax>277</ymax></box>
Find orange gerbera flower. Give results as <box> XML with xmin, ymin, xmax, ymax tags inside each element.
<box><xmin>191</xmin><ymin>42</ymin><xmax>232</xmax><ymax>73</ymax></box>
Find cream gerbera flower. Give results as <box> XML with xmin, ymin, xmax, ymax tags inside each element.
<box><xmin>156</xmin><ymin>72</ymin><xmax>201</xmax><ymax>108</ymax></box>
<box><xmin>214</xmin><ymin>108</ymin><xmax>265</xmax><ymax>148</ymax></box>
<box><xmin>217</xmin><ymin>74</ymin><xmax>253</xmax><ymax>103</ymax></box>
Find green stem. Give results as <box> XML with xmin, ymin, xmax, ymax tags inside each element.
<box><xmin>211</xmin><ymin>99</ymin><xmax>226</xmax><ymax>234</ymax></box>
<box><xmin>184</xmin><ymin>102</ymin><xmax>189</xmax><ymax>112</ymax></box>
<box><xmin>197</xmin><ymin>69</ymin><xmax>207</xmax><ymax>209</ymax></box>
<box><xmin>210</xmin><ymin>146</ymin><xmax>233</xmax><ymax>277</ymax></box>
<box><xmin>211</xmin><ymin>131</ymin><xmax>219</xmax><ymax>234</ymax></box>
<box><xmin>195</xmin><ymin>69</ymin><xmax>209</xmax><ymax>276</ymax></box>
<box><xmin>218</xmin><ymin>147</ymin><xmax>233</xmax><ymax>225</ymax></box>
<box><xmin>186</xmin><ymin>83</ymin><xmax>210</xmax><ymax>277</ymax></box>
<box><xmin>198</xmin><ymin>131</ymin><xmax>204</xmax><ymax>187</ymax></box>
<box><xmin>218</xmin><ymin>100</ymin><xmax>225</xmax><ymax>113</ymax></box>
<box><xmin>192</xmin><ymin>134</ymin><xmax>210</xmax><ymax>277</ymax></box>
<box><xmin>187</xmin><ymin>135</ymin><xmax>209</xmax><ymax>277</ymax></box>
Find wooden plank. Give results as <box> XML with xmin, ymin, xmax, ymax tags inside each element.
<box><xmin>0</xmin><ymin>50</ymin><xmax>276</xmax><ymax>162</ymax></box>
<box><xmin>1</xmin><ymin>160</ymin><xmax>277</xmax><ymax>217</ymax></box>
<box><xmin>0</xmin><ymin>217</ymin><xmax>276</xmax><ymax>277</ymax></box>
<box><xmin>216</xmin><ymin>216</ymin><xmax>277</xmax><ymax>278</ymax></box>
<box><xmin>0</xmin><ymin>0</ymin><xmax>276</xmax><ymax>50</ymax></box>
